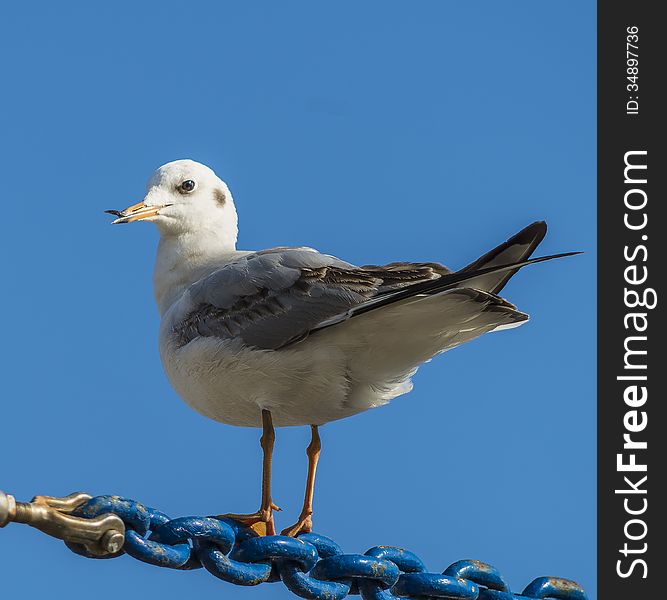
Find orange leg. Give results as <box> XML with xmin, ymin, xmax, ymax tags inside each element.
<box><xmin>281</xmin><ymin>425</ymin><xmax>321</xmax><ymax>537</ymax></box>
<box><xmin>219</xmin><ymin>409</ymin><xmax>280</xmax><ymax>536</ymax></box>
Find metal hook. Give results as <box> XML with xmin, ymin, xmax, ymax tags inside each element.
<box><xmin>0</xmin><ymin>490</ymin><xmax>125</xmax><ymax>556</ymax></box>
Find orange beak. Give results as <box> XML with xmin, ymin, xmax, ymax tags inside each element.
<box><xmin>105</xmin><ymin>201</ymin><xmax>170</xmax><ymax>224</ymax></box>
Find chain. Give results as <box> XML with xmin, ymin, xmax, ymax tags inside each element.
<box><xmin>1</xmin><ymin>491</ymin><xmax>587</xmax><ymax>600</ymax></box>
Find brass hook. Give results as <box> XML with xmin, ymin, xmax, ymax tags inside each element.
<box><xmin>0</xmin><ymin>490</ymin><xmax>125</xmax><ymax>556</ymax></box>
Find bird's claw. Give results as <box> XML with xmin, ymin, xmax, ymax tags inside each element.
<box><xmin>280</xmin><ymin>512</ymin><xmax>313</xmax><ymax>537</ymax></box>
<box><xmin>217</xmin><ymin>503</ymin><xmax>280</xmax><ymax>536</ymax></box>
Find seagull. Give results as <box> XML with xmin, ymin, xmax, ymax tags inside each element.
<box><xmin>107</xmin><ymin>159</ymin><xmax>577</xmax><ymax>536</ymax></box>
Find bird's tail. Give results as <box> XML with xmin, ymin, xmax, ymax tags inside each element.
<box><xmin>322</xmin><ymin>222</ymin><xmax>579</xmax><ymax>413</ymax></box>
<box><xmin>310</xmin><ymin>222</ymin><xmax>579</xmax><ymax>336</ymax></box>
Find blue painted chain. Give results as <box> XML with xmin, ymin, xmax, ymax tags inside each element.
<box><xmin>65</xmin><ymin>495</ymin><xmax>587</xmax><ymax>600</ymax></box>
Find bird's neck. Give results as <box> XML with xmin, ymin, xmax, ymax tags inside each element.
<box><xmin>153</xmin><ymin>231</ymin><xmax>238</xmax><ymax>316</ymax></box>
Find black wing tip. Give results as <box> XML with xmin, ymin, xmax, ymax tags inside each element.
<box><xmin>509</xmin><ymin>220</ymin><xmax>548</xmax><ymax>247</ymax></box>
<box><xmin>456</xmin><ymin>250</ymin><xmax>581</xmax><ymax>286</ymax></box>
<box><xmin>523</xmin><ymin>250</ymin><xmax>583</xmax><ymax>265</ymax></box>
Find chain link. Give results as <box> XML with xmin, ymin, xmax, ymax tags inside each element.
<box><xmin>3</xmin><ymin>492</ymin><xmax>588</xmax><ymax>600</ymax></box>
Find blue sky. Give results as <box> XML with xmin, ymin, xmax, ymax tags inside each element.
<box><xmin>0</xmin><ymin>1</ymin><xmax>596</xmax><ymax>598</ymax></box>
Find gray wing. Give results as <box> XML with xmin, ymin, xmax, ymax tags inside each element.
<box><xmin>173</xmin><ymin>248</ymin><xmax>450</xmax><ymax>350</ymax></box>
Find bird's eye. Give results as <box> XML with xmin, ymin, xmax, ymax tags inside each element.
<box><xmin>179</xmin><ymin>179</ymin><xmax>196</xmax><ymax>193</ymax></box>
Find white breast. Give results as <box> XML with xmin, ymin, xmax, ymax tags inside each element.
<box><xmin>159</xmin><ymin>324</ymin><xmax>393</xmax><ymax>427</ymax></box>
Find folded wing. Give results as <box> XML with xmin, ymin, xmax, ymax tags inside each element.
<box><xmin>172</xmin><ymin>222</ymin><xmax>569</xmax><ymax>351</ymax></box>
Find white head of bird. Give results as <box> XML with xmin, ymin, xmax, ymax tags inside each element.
<box><xmin>108</xmin><ymin>159</ymin><xmax>239</xmax><ymax>314</ymax></box>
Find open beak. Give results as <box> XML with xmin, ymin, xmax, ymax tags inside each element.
<box><xmin>105</xmin><ymin>201</ymin><xmax>171</xmax><ymax>224</ymax></box>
